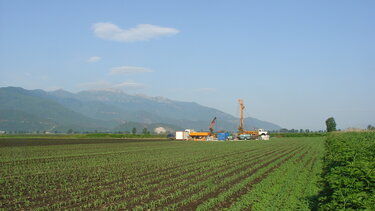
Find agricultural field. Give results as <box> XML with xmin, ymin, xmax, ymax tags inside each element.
<box><xmin>0</xmin><ymin>137</ymin><xmax>325</xmax><ymax>210</ymax></box>
<box><xmin>318</xmin><ymin>132</ymin><xmax>375</xmax><ymax>210</ymax></box>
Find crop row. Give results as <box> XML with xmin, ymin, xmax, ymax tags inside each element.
<box><xmin>25</xmin><ymin>147</ymin><xmax>275</xmax><ymax>209</ymax></box>
<box><xmin>228</xmin><ymin>142</ymin><xmax>323</xmax><ymax>210</ymax></box>
<box><xmin>2</xmin><ymin>144</ymin><xmax>285</xmax><ymax>209</ymax></box>
<box><xmin>0</xmin><ymin>137</ymin><xmax>325</xmax><ymax>210</ymax></box>
<box><xmin>318</xmin><ymin>132</ymin><xmax>375</xmax><ymax>210</ymax></box>
<box><xmin>65</xmin><ymin>146</ymin><xmax>292</xmax><ymax>210</ymax></box>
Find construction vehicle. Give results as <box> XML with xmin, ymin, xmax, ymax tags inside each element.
<box><xmin>189</xmin><ymin>117</ymin><xmax>216</xmax><ymax>140</ymax></box>
<box><xmin>237</xmin><ymin>99</ymin><xmax>269</xmax><ymax>140</ymax></box>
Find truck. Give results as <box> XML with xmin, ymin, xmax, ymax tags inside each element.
<box><xmin>238</xmin><ymin>129</ymin><xmax>269</xmax><ymax>140</ymax></box>
<box><xmin>241</xmin><ymin>128</ymin><xmax>268</xmax><ymax>136</ymax></box>
<box><xmin>189</xmin><ymin>117</ymin><xmax>216</xmax><ymax>140</ymax></box>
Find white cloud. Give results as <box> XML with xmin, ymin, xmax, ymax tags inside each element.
<box><xmin>110</xmin><ymin>66</ymin><xmax>152</xmax><ymax>75</ymax></box>
<box><xmin>114</xmin><ymin>82</ymin><xmax>144</xmax><ymax>88</ymax></box>
<box><xmin>92</xmin><ymin>22</ymin><xmax>179</xmax><ymax>42</ymax></box>
<box><xmin>78</xmin><ymin>80</ymin><xmax>144</xmax><ymax>90</ymax></box>
<box><xmin>87</xmin><ymin>56</ymin><xmax>101</xmax><ymax>63</ymax></box>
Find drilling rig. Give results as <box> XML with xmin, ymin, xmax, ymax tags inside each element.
<box><xmin>209</xmin><ymin>117</ymin><xmax>217</xmax><ymax>134</ymax></box>
<box><xmin>238</xmin><ymin>99</ymin><xmax>246</xmax><ymax>134</ymax></box>
<box><xmin>188</xmin><ymin>117</ymin><xmax>217</xmax><ymax>140</ymax></box>
<box><xmin>238</xmin><ymin>99</ymin><xmax>268</xmax><ymax>140</ymax></box>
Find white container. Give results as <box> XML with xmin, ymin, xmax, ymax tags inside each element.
<box><xmin>175</xmin><ymin>131</ymin><xmax>189</xmax><ymax>140</ymax></box>
<box><xmin>260</xmin><ymin>135</ymin><xmax>270</xmax><ymax>140</ymax></box>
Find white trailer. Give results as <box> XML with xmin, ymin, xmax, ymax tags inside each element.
<box><xmin>175</xmin><ymin>131</ymin><xmax>189</xmax><ymax>140</ymax></box>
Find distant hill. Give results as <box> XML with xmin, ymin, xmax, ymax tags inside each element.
<box><xmin>0</xmin><ymin>87</ymin><xmax>112</xmax><ymax>132</ymax></box>
<box><xmin>0</xmin><ymin>87</ymin><xmax>282</xmax><ymax>133</ymax></box>
<box><xmin>113</xmin><ymin>122</ymin><xmax>183</xmax><ymax>134</ymax></box>
<box><xmin>0</xmin><ymin>109</ymin><xmax>55</xmax><ymax>132</ymax></box>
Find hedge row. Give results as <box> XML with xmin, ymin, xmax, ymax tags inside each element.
<box><xmin>270</xmin><ymin>132</ymin><xmax>327</xmax><ymax>138</ymax></box>
<box><xmin>319</xmin><ymin>132</ymin><xmax>375</xmax><ymax>210</ymax></box>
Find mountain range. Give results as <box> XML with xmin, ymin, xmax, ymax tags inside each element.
<box><xmin>0</xmin><ymin>87</ymin><xmax>281</xmax><ymax>133</ymax></box>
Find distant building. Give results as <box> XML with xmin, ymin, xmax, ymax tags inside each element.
<box><xmin>154</xmin><ymin>127</ymin><xmax>167</xmax><ymax>134</ymax></box>
<box><xmin>0</xmin><ymin>131</ymin><xmax>6</xmax><ymax>134</ymax></box>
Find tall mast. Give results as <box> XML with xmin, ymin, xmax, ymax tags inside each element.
<box><xmin>238</xmin><ymin>99</ymin><xmax>245</xmax><ymax>134</ymax></box>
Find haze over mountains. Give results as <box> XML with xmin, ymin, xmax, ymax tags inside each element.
<box><xmin>0</xmin><ymin>87</ymin><xmax>281</xmax><ymax>133</ymax></box>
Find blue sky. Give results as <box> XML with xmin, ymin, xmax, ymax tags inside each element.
<box><xmin>0</xmin><ymin>0</ymin><xmax>374</xmax><ymax>130</ymax></box>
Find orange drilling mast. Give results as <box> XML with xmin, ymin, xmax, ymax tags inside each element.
<box><xmin>189</xmin><ymin>117</ymin><xmax>217</xmax><ymax>140</ymax></box>
<box><xmin>209</xmin><ymin>117</ymin><xmax>217</xmax><ymax>134</ymax></box>
<box><xmin>238</xmin><ymin>99</ymin><xmax>258</xmax><ymax>137</ymax></box>
<box><xmin>238</xmin><ymin>99</ymin><xmax>245</xmax><ymax>134</ymax></box>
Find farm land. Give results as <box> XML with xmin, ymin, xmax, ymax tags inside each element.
<box><xmin>0</xmin><ymin>133</ymin><xmax>373</xmax><ymax>210</ymax></box>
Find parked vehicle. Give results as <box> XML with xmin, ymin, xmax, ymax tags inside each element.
<box><xmin>238</xmin><ymin>134</ymin><xmax>253</xmax><ymax>140</ymax></box>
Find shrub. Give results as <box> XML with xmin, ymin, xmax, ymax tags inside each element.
<box><xmin>318</xmin><ymin>132</ymin><xmax>375</xmax><ymax>210</ymax></box>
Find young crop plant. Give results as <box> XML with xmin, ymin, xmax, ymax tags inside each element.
<box><xmin>318</xmin><ymin>132</ymin><xmax>375</xmax><ymax>210</ymax></box>
<box><xmin>0</xmin><ymin>137</ymin><xmax>326</xmax><ymax>210</ymax></box>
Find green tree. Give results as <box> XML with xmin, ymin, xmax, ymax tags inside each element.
<box><xmin>325</xmin><ymin>117</ymin><xmax>336</xmax><ymax>132</ymax></box>
<box><xmin>367</xmin><ymin>124</ymin><xmax>375</xmax><ymax>130</ymax></box>
<box><xmin>280</xmin><ymin>128</ymin><xmax>288</xmax><ymax>133</ymax></box>
<box><xmin>142</xmin><ymin>128</ymin><xmax>149</xmax><ymax>135</ymax></box>
<box><xmin>132</xmin><ymin>127</ymin><xmax>137</xmax><ymax>134</ymax></box>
